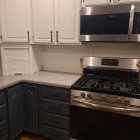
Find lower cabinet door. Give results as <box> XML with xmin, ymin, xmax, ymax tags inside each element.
<box><xmin>23</xmin><ymin>84</ymin><xmax>38</xmax><ymax>134</ymax></box>
<box><xmin>39</xmin><ymin>125</ymin><xmax>69</xmax><ymax>140</ymax></box>
<box><xmin>0</xmin><ymin>90</ymin><xmax>9</xmax><ymax>140</ymax></box>
<box><xmin>7</xmin><ymin>85</ymin><xmax>24</xmax><ymax>140</ymax></box>
<box><xmin>0</xmin><ymin>122</ymin><xmax>9</xmax><ymax>140</ymax></box>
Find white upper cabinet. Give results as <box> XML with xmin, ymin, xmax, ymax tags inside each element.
<box><xmin>31</xmin><ymin>0</ymin><xmax>80</xmax><ymax>45</ymax></box>
<box><xmin>31</xmin><ymin>0</ymin><xmax>54</xmax><ymax>44</ymax></box>
<box><xmin>55</xmin><ymin>0</ymin><xmax>80</xmax><ymax>44</ymax></box>
<box><xmin>82</xmin><ymin>0</ymin><xmax>112</xmax><ymax>6</ymax></box>
<box><xmin>0</xmin><ymin>0</ymin><xmax>31</xmax><ymax>43</ymax></box>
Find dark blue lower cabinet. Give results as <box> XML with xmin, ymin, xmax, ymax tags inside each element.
<box><xmin>3</xmin><ymin>83</ymin><xmax>70</xmax><ymax>140</ymax></box>
<box><xmin>39</xmin><ymin>125</ymin><xmax>69</xmax><ymax>140</ymax></box>
<box><xmin>0</xmin><ymin>91</ymin><xmax>9</xmax><ymax>140</ymax></box>
<box><xmin>22</xmin><ymin>84</ymin><xmax>38</xmax><ymax>134</ymax></box>
<box><xmin>7</xmin><ymin>85</ymin><xmax>24</xmax><ymax>140</ymax></box>
<box><xmin>38</xmin><ymin>86</ymin><xmax>70</xmax><ymax>140</ymax></box>
<box><xmin>0</xmin><ymin>122</ymin><xmax>9</xmax><ymax>140</ymax></box>
<box><xmin>40</xmin><ymin>98</ymin><xmax>70</xmax><ymax>116</ymax></box>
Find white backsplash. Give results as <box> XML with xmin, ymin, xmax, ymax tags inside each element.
<box><xmin>42</xmin><ymin>43</ymin><xmax>140</xmax><ymax>74</ymax></box>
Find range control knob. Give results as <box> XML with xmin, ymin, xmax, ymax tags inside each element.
<box><xmin>116</xmin><ymin>98</ymin><xmax>122</xmax><ymax>104</ymax></box>
<box><xmin>124</xmin><ymin>100</ymin><xmax>130</xmax><ymax>106</ymax></box>
<box><xmin>81</xmin><ymin>92</ymin><xmax>86</xmax><ymax>98</ymax></box>
<box><xmin>87</xmin><ymin>94</ymin><xmax>92</xmax><ymax>99</ymax></box>
<box><xmin>101</xmin><ymin>95</ymin><xmax>107</xmax><ymax>101</ymax></box>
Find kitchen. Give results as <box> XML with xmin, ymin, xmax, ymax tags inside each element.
<box><xmin>0</xmin><ymin>0</ymin><xmax>140</xmax><ymax>140</ymax></box>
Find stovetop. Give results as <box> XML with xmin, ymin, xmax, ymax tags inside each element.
<box><xmin>72</xmin><ymin>74</ymin><xmax>140</xmax><ymax>98</ymax></box>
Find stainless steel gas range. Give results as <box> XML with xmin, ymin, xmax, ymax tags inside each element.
<box><xmin>71</xmin><ymin>56</ymin><xmax>140</xmax><ymax>118</ymax></box>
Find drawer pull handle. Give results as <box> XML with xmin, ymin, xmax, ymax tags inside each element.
<box><xmin>12</xmin><ymin>91</ymin><xmax>17</xmax><ymax>99</ymax></box>
<box><xmin>49</xmin><ymin>119</ymin><xmax>60</xmax><ymax>125</ymax></box>
<box><xmin>28</xmin><ymin>90</ymin><xmax>33</xmax><ymax>95</ymax></box>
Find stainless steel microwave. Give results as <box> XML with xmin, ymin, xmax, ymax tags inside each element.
<box><xmin>80</xmin><ymin>3</ymin><xmax>140</xmax><ymax>42</ymax></box>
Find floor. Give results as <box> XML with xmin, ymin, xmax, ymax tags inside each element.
<box><xmin>16</xmin><ymin>133</ymin><xmax>48</xmax><ymax>140</ymax></box>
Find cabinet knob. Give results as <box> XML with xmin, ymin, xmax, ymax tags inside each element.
<box><xmin>81</xmin><ymin>92</ymin><xmax>86</xmax><ymax>98</ymax></box>
<box><xmin>12</xmin><ymin>91</ymin><xmax>17</xmax><ymax>99</ymax></box>
<box><xmin>28</xmin><ymin>89</ymin><xmax>33</xmax><ymax>95</ymax></box>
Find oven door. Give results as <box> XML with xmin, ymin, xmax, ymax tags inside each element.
<box><xmin>70</xmin><ymin>105</ymin><xmax>140</xmax><ymax>140</ymax></box>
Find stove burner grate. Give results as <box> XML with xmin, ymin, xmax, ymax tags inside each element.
<box><xmin>73</xmin><ymin>74</ymin><xmax>140</xmax><ymax>96</ymax></box>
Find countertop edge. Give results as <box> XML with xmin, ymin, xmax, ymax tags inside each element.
<box><xmin>0</xmin><ymin>72</ymin><xmax>81</xmax><ymax>90</ymax></box>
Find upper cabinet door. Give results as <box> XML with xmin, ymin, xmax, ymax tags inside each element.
<box><xmin>31</xmin><ymin>0</ymin><xmax>54</xmax><ymax>44</ymax></box>
<box><xmin>0</xmin><ymin>0</ymin><xmax>30</xmax><ymax>43</ymax></box>
<box><xmin>55</xmin><ymin>0</ymin><xmax>80</xmax><ymax>44</ymax></box>
<box><xmin>31</xmin><ymin>0</ymin><xmax>80</xmax><ymax>45</ymax></box>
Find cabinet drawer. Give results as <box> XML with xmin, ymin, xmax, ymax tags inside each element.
<box><xmin>0</xmin><ymin>91</ymin><xmax>7</xmax><ymax>108</ymax></box>
<box><xmin>40</xmin><ymin>112</ymin><xmax>69</xmax><ymax>130</ymax></box>
<box><xmin>39</xmin><ymin>86</ymin><xmax>70</xmax><ymax>102</ymax></box>
<box><xmin>39</xmin><ymin>125</ymin><xmax>69</xmax><ymax>140</ymax></box>
<box><xmin>40</xmin><ymin>98</ymin><xmax>70</xmax><ymax>116</ymax></box>
<box><xmin>0</xmin><ymin>122</ymin><xmax>9</xmax><ymax>140</ymax></box>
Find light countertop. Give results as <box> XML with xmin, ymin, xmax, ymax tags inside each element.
<box><xmin>0</xmin><ymin>71</ymin><xmax>81</xmax><ymax>90</ymax></box>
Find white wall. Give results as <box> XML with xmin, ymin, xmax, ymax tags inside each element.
<box><xmin>31</xmin><ymin>45</ymin><xmax>42</xmax><ymax>72</ymax></box>
<box><xmin>42</xmin><ymin>43</ymin><xmax>140</xmax><ymax>74</ymax></box>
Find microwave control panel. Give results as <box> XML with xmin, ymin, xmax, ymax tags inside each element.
<box><xmin>132</xmin><ymin>12</ymin><xmax>140</xmax><ymax>34</ymax></box>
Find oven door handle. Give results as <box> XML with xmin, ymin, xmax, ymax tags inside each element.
<box><xmin>72</xmin><ymin>99</ymin><xmax>140</xmax><ymax>113</ymax></box>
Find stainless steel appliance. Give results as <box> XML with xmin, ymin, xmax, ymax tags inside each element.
<box><xmin>80</xmin><ymin>3</ymin><xmax>140</xmax><ymax>42</ymax></box>
<box><xmin>71</xmin><ymin>56</ymin><xmax>140</xmax><ymax>118</ymax></box>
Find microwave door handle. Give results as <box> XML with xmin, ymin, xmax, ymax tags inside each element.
<box><xmin>128</xmin><ymin>4</ymin><xmax>135</xmax><ymax>40</ymax></box>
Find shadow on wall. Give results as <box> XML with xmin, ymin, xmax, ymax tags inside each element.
<box><xmin>31</xmin><ymin>45</ymin><xmax>43</xmax><ymax>72</ymax></box>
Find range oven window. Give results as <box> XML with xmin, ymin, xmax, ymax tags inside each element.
<box><xmin>80</xmin><ymin>13</ymin><xmax>130</xmax><ymax>35</ymax></box>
